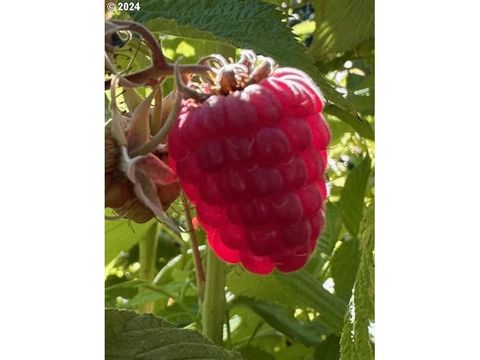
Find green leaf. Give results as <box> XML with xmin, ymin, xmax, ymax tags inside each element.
<box><xmin>123</xmin><ymin>289</ymin><xmax>165</xmax><ymax>308</ymax></box>
<box><xmin>227</xmin><ymin>269</ymin><xmax>347</xmax><ymax>336</ymax></box>
<box><xmin>330</xmin><ymin>239</ymin><xmax>360</xmax><ymax>301</ymax></box>
<box><xmin>228</xmin><ymin>306</ymin><xmax>274</xmax><ymax>347</ymax></box>
<box><xmin>318</xmin><ymin>202</ymin><xmax>343</xmax><ymax>255</ymax></box>
<box><xmin>357</xmin><ymin>206</ymin><xmax>374</xmax><ymax>321</ymax></box>
<box><xmin>316</xmin><ymin>39</ymin><xmax>374</xmax><ymax>74</ymax></box>
<box><xmin>339</xmin><ymin>205</ymin><xmax>374</xmax><ymax>360</ymax></box>
<box><xmin>276</xmin><ymin>342</ymin><xmax>313</xmax><ymax>360</ymax></box>
<box><xmin>338</xmin><ymin>156</ymin><xmax>371</xmax><ymax>237</ymax></box>
<box><xmin>105</xmin><ymin>219</ymin><xmax>157</xmax><ymax>265</ymax></box>
<box><xmin>346</xmin><ymin>61</ymin><xmax>374</xmax><ymax>92</ymax></box>
<box><xmin>238</xmin><ymin>298</ymin><xmax>329</xmax><ymax>346</ymax></box>
<box><xmin>273</xmin><ymin>271</ymin><xmax>346</xmax><ymax>334</ymax></box>
<box><xmin>162</xmin><ymin>37</ymin><xmax>236</xmax><ymax>64</ymax></box>
<box><xmin>325</xmin><ymin>115</ymin><xmax>351</xmax><ymax>145</ymax></box>
<box><xmin>239</xmin><ymin>345</ymin><xmax>275</xmax><ymax>360</ymax></box>
<box><xmin>313</xmin><ymin>335</ymin><xmax>340</xmax><ymax>360</ymax></box>
<box><xmin>160</xmin><ymin>296</ymin><xmax>199</xmax><ymax>327</ymax></box>
<box><xmin>105</xmin><ymin>277</ymin><xmax>139</xmax><ymax>307</ymax></box>
<box><xmin>292</xmin><ymin>20</ymin><xmax>316</xmax><ymax>37</ymax></box>
<box><xmin>305</xmin><ymin>202</ymin><xmax>343</xmax><ymax>275</ymax></box>
<box><xmin>324</xmin><ymin>105</ymin><xmax>374</xmax><ymax>140</ymax></box>
<box><xmin>133</xmin><ymin>0</ymin><xmax>356</xmax><ymax>114</ymax></box>
<box><xmin>309</xmin><ymin>0</ymin><xmax>374</xmax><ymax>60</ymax></box>
<box><xmin>105</xmin><ymin>309</ymin><xmax>243</xmax><ymax>360</ymax></box>
<box><xmin>111</xmin><ymin>38</ymin><xmax>152</xmax><ymax>75</ymax></box>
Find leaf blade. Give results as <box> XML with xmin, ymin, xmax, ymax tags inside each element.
<box><xmin>105</xmin><ymin>309</ymin><xmax>243</xmax><ymax>360</ymax></box>
<box><xmin>339</xmin><ymin>205</ymin><xmax>374</xmax><ymax>360</ymax></box>
<box><xmin>133</xmin><ymin>0</ymin><xmax>356</xmax><ymax>113</ymax></box>
<box><xmin>105</xmin><ymin>219</ymin><xmax>157</xmax><ymax>265</ymax></box>
<box><xmin>238</xmin><ymin>298</ymin><xmax>329</xmax><ymax>346</ymax></box>
<box><xmin>309</xmin><ymin>0</ymin><xmax>374</xmax><ymax>60</ymax></box>
<box><xmin>338</xmin><ymin>156</ymin><xmax>372</xmax><ymax>237</ymax></box>
<box><xmin>324</xmin><ymin>105</ymin><xmax>374</xmax><ymax>140</ymax></box>
<box><xmin>227</xmin><ymin>269</ymin><xmax>347</xmax><ymax>336</ymax></box>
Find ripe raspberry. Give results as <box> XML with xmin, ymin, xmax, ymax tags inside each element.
<box><xmin>168</xmin><ymin>67</ymin><xmax>330</xmax><ymax>274</ymax></box>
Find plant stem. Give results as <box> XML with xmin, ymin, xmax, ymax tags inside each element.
<box><xmin>180</xmin><ymin>194</ymin><xmax>205</xmax><ymax>300</ymax></box>
<box><xmin>105</xmin><ymin>20</ymin><xmax>211</xmax><ymax>89</ymax></box>
<box><xmin>138</xmin><ymin>223</ymin><xmax>159</xmax><ymax>314</ymax></box>
<box><xmin>202</xmin><ymin>248</ymin><xmax>227</xmax><ymax>345</ymax></box>
<box><xmin>108</xmin><ymin>20</ymin><xmax>168</xmax><ymax>69</ymax></box>
<box><xmin>104</xmin><ymin>64</ymin><xmax>211</xmax><ymax>90</ymax></box>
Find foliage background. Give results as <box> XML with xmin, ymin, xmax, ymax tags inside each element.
<box><xmin>105</xmin><ymin>1</ymin><xmax>374</xmax><ymax>359</ymax></box>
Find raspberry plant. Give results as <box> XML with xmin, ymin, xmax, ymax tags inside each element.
<box><xmin>105</xmin><ymin>1</ymin><xmax>374</xmax><ymax>359</ymax></box>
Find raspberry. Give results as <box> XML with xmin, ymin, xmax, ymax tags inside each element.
<box><xmin>168</xmin><ymin>67</ymin><xmax>330</xmax><ymax>274</ymax></box>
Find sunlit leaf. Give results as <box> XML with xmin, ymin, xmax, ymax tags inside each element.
<box><xmin>338</xmin><ymin>156</ymin><xmax>372</xmax><ymax>237</ymax></box>
<box><xmin>105</xmin><ymin>219</ymin><xmax>157</xmax><ymax>265</ymax></box>
<box><xmin>318</xmin><ymin>202</ymin><xmax>343</xmax><ymax>255</ymax></box>
<box><xmin>324</xmin><ymin>105</ymin><xmax>374</xmax><ymax>140</ymax></box>
<box><xmin>309</xmin><ymin>0</ymin><xmax>374</xmax><ymax>59</ymax></box>
<box><xmin>330</xmin><ymin>239</ymin><xmax>360</xmax><ymax>300</ymax></box>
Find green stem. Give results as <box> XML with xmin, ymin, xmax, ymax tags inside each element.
<box><xmin>180</xmin><ymin>194</ymin><xmax>206</xmax><ymax>300</ymax></box>
<box><xmin>202</xmin><ymin>248</ymin><xmax>227</xmax><ymax>345</ymax></box>
<box><xmin>138</xmin><ymin>223</ymin><xmax>159</xmax><ymax>314</ymax></box>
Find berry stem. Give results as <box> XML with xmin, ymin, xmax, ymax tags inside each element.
<box><xmin>105</xmin><ymin>20</ymin><xmax>211</xmax><ymax>90</ymax></box>
<box><xmin>138</xmin><ymin>223</ymin><xmax>159</xmax><ymax>314</ymax></box>
<box><xmin>181</xmin><ymin>194</ymin><xmax>206</xmax><ymax>299</ymax></box>
<box><xmin>202</xmin><ymin>248</ymin><xmax>227</xmax><ymax>345</ymax></box>
<box><xmin>104</xmin><ymin>64</ymin><xmax>211</xmax><ymax>90</ymax></box>
<box><xmin>107</xmin><ymin>20</ymin><xmax>167</xmax><ymax>69</ymax></box>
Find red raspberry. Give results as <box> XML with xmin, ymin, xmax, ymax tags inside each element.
<box><xmin>168</xmin><ymin>67</ymin><xmax>330</xmax><ymax>274</ymax></box>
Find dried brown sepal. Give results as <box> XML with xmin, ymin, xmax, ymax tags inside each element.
<box><xmin>123</xmin><ymin>88</ymin><xmax>144</xmax><ymax>113</ymax></box>
<box><xmin>105</xmin><ymin>121</ymin><xmax>120</xmax><ymax>173</ymax></box>
<box><xmin>109</xmin><ymin>76</ymin><xmax>129</xmax><ymax>147</ymax></box>
<box><xmin>190</xmin><ymin>50</ymin><xmax>277</xmax><ymax>99</ymax></box>
<box><xmin>130</xmin><ymin>61</ymin><xmax>183</xmax><ymax>157</ymax></box>
<box><xmin>126</xmin><ymin>82</ymin><xmax>161</xmax><ymax>153</ymax></box>
<box><xmin>246</xmin><ymin>56</ymin><xmax>275</xmax><ymax>85</ymax></box>
<box><xmin>151</xmin><ymin>83</ymin><xmax>165</xmax><ymax>135</ymax></box>
<box><xmin>105</xmin><ymin>121</ymin><xmax>181</xmax><ymax>225</ymax></box>
<box><xmin>237</xmin><ymin>50</ymin><xmax>257</xmax><ymax>72</ymax></box>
